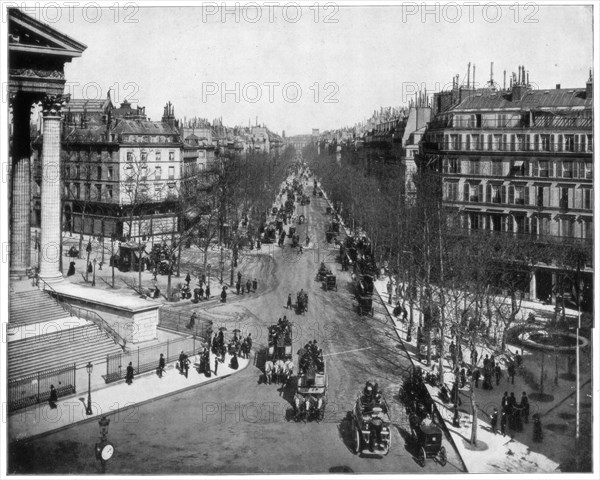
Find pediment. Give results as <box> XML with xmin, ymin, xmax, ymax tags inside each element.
<box><xmin>8</xmin><ymin>8</ymin><xmax>86</xmax><ymax>58</ymax></box>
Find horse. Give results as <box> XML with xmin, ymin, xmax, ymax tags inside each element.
<box><xmin>264</xmin><ymin>360</ymin><xmax>274</xmax><ymax>385</ymax></box>
<box><xmin>281</xmin><ymin>359</ymin><xmax>294</xmax><ymax>388</ymax></box>
<box><xmin>293</xmin><ymin>393</ymin><xmax>305</xmax><ymax>422</ymax></box>
<box><xmin>274</xmin><ymin>359</ymin><xmax>285</xmax><ymax>385</ymax></box>
<box><xmin>305</xmin><ymin>394</ymin><xmax>325</xmax><ymax>422</ymax></box>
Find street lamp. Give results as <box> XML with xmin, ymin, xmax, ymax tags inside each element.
<box><xmin>86</xmin><ymin>362</ymin><xmax>93</xmax><ymax>415</ymax></box>
<box><xmin>92</xmin><ymin>258</ymin><xmax>97</xmax><ymax>287</ymax></box>
<box><xmin>86</xmin><ymin>240</ymin><xmax>92</xmax><ymax>282</ymax></box>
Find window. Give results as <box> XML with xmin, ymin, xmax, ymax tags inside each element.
<box><xmin>155</xmin><ymin>166</ymin><xmax>162</xmax><ymax>179</ymax></box>
<box><xmin>583</xmin><ymin>220</ymin><xmax>593</xmax><ymax>239</ymax></box>
<box><xmin>584</xmin><ymin>162</ymin><xmax>592</xmax><ymax>179</ymax></box>
<box><xmin>95</xmin><ymin>184</ymin><xmax>102</xmax><ymax>200</ymax></box>
<box><xmin>469</xmin><ymin>159</ymin><xmax>480</xmax><ymax>175</ymax></box>
<box><xmin>155</xmin><ymin>186</ymin><xmax>162</xmax><ymax>199</ymax></box>
<box><xmin>75</xmin><ymin>165</ymin><xmax>81</xmax><ymax>178</ymax></box>
<box><xmin>560</xmin><ymin>187</ymin><xmax>571</xmax><ymax>210</ymax></box>
<box><xmin>512</xmin><ymin>160</ymin><xmax>527</xmax><ymax>177</ymax></box>
<box><xmin>586</xmin><ymin>134</ymin><xmax>593</xmax><ymax>152</ymax></box>
<box><xmin>490</xmin><ymin>185</ymin><xmax>501</xmax><ymax>203</ymax></box>
<box><xmin>107</xmin><ymin>167</ymin><xmax>113</xmax><ymax>180</ymax></box>
<box><xmin>141</xmin><ymin>151</ymin><xmax>148</xmax><ymax>162</ymax></box>
<box><xmin>107</xmin><ymin>185</ymin><xmax>113</xmax><ymax>199</ymax></box>
<box><xmin>84</xmin><ymin>183</ymin><xmax>91</xmax><ymax>201</ymax></box>
<box><xmin>445</xmin><ymin>182</ymin><xmax>459</xmax><ymax>201</ymax></box>
<box><xmin>168</xmin><ymin>166</ymin><xmax>175</xmax><ymax>180</ymax></box>
<box><xmin>562</xmin><ymin>161</ymin><xmax>573</xmax><ymax>178</ymax></box>
<box><xmin>564</xmin><ymin>135</ymin><xmax>575</xmax><ymax>152</ymax></box>
<box><xmin>97</xmin><ymin>166</ymin><xmax>102</xmax><ymax>180</ymax></box>
<box><xmin>443</xmin><ymin>158</ymin><xmax>459</xmax><ymax>174</ymax></box>
<box><xmin>75</xmin><ymin>183</ymin><xmax>81</xmax><ymax>199</ymax></box>
<box><xmin>536</xmin><ymin>187</ymin><xmax>545</xmax><ymax>207</ymax></box>
<box><xmin>516</xmin><ymin>134</ymin><xmax>527</xmax><ymax>151</ymax></box>
<box><xmin>560</xmin><ymin>218</ymin><xmax>574</xmax><ymax>237</ymax></box>
<box><xmin>127</xmin><ymin>151</ymin><xmax>133</xmax><ymax>162</ymax></box>
<box><xmin>155</xmin><ymin>151</ymin><xmax>161</xmax><ymax>162</ymax></box>
<box><xmin>535</xmin><ymin>160</ymin><xmax>549</xmax><ymax>178</ymax></box>
<box><xmin>583</xmin><ymin>188</ymin><xmax>592</xmax><ymax>210</ymax></box>
<box><xmin>492</xmin><ymin>161</ymin><xmax>504</xmax><ymax>176</ymax></box>
<box><xmin>141</xmin><ymin>166</ymin><xmax>148</xmax><ymax>181</ymax></box>
<box><xmin>514</xmin><ymin>186</ymin><xmax>526</xmax><ymax>205</ymax></box>
<box><xmin>540</xmin><ymin>134</ymin><xmax>551</xmax><ymax>151</ymax></box>
<box><xmin>492</xmin><ymin>134</ymin><xmax>502</xmax><ymax>151</ymax></box>
<box><xmin>169</xmin><ymin>151</ymin><xmax>175</xmax><ymax>161</ymax></box>
<box><xmin>515</xmin><ymin>215</ymin><xmax>526</xmax><ymax>233</ymax></box>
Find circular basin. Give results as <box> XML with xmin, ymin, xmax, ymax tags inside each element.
<box><xmin>519</xmin><ymin>330</ymin><xmax>588</xmax><ymax>352</ymax></box>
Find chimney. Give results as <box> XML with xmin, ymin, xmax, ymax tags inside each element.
<box><xmin>503</xmin><ymin>70</ymin><xmax>506</xmax><ymax>90</ymax></box>
<box><xmin>586</xmin><ymin>69</ymin><xmax>593</xmax><ymax>99</ymax></box>
<box><xmin>556</xmin><ymin>84</ymin><xmax>561</xmax><ymax>90</ymax></box>
<box><xmin>467</xmin><ymin>62</ymin><xmax>471</xmax><ymax>88</ymax></box>
<box><xmin>473</xmin><ymin>64</ymin><xmax>476</xmax><ymax>88</ymax></box>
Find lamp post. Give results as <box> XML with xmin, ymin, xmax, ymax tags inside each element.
<box><xmin>92</xmin><ymin>258</ymin><xmax>97</xmax><ymax>287</ymax></box>
<box><xmin>86</xmin><ymin>361</ymin><xmax>93</xmax><ymax>415</ymax></box>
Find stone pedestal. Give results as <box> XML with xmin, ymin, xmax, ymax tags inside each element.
<box><xmin>39</xmin><ymin>95</ymin><xmax>67</xmax><ymax>284</ymax></box>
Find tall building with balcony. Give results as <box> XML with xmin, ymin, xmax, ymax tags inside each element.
<box><xmin>32</xmin><ymin>101</ymin><xmax>185</xmax><ymax>241</ymax></box>
<box><xmin>420</xmin><ymin>69</ymin><xmax>593</xmax><ymax>307</ymax></box>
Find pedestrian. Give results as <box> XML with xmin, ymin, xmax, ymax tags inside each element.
<box><xmin>490</xmin><ymin>407</ymin><xmax>498</xmax><ymax>434</ymax></box>
<box><xmin>472</xmin><ymin>368</ymin><xmax>480</xmax><ymax>388</ymax></box>
<box><xmin>494</xmin><ymin>364</ymin><xmax>502</xmax><ymax>385</ymax></box>
<box><xmin>236</xmin><ymin>280</ymin><xmax>241</xmax><ymax>295</ymax></box>
<box><xmin>237</xmin><ymin>271</ymin><xmax>242</xmax><ymax>284</ymax></box>
<box><xmin>507</xmin><ymin>361</ymin><xmax>516</xmax><ymax>384</ymax></box>
<box><xmin>126</xmin><ymin>362</ymin><xmax>134</xmax><ymax>385</ymax></box>
<box><xmin>501</xmin><ymin>391</ymin><xmax>508</xmax><ymax>412</ymax></box>
<box><xmin>471</xmin><ymin>348</ymin><xmax>478</xmax><ymax>367</ymax></box>
<box><xmin>449</xmin><ymin>341</ymin><xmax>456</xmax><ymax>366</ymax></box>
<box><xmin>460</xmin><ymin>368</ymin><xmax>467</xmax><ymax>388</ymax></box>
<box><xmin>183</xmin><ymin>354</ymin><xmax>190</xmax><ymax>378</ymax></box>
<box><xmin>451</xmin><ymin>379</ymin><xmax>462</xmax><ymax>406</ymax></box>
<box><xmin>508</xmin><ymin>392</ymin><xmax>517</xmax><ymax>429</ymax></box>
<box><xmin>214</xmin><ymin>355</ymin><xmax>219</xmax><ymax>375</ymax></box>
<box><xmin>500</xmin><ymin>409</ymin><xmax>507</xmax><ymax>436</ymax></box>
<box><xmin>521</xmin><ymin>391</ymin><xmax>530</xmax><ymax>424</ymax></box>
<box><xmin>252</xmin><ymin>278</ymin><xmax>258</xmax><ymax>292</ymax></box>
<box><xmin>188</xmin><ymin>312</ymin><xmax>197</xmax><ymax>330</ymax></box>
<box><xmin>49</xmin><ymin>384</ymin><xmax>58</xmax><ymax>409</ymax></box>
<box><xmin>532</xmin><ymin>414</ymin><xmax>543</xmax><ymax>442</ymax></box>
<box><xmin>287</xmin><ymin>293</ymin><xmax>292</xmax><ymax>309</ymax></box>
<box><xmin>205</xmin><ymin>284</ymin><xmax>210</xmax><ymax>300</ymax></box>
<box><xmin>221</xmin><ymin>286</ymin><xmax>227</xmax><ymax>303</ymax></box>
<box><xmin>178</xmin><ymin>351</ymin><xmax>186</xmax><ymax>374</ymax></box>
<box><xmin>153</xmin><ymin>267</ymin><xmax>158</xmax><ymax>281</ymax></box>
<box><xmin>198</xmin><ymin>284</ymin><xmax>204</xmax><ymax>301</ymax></box>
<box><xmin>387</xmin><ymin>281</ymin><xmax>393</xmax><ymax>305</ymax></box>
<box><xmin>157</xmin><ymin>353</ymin><xmax>165</xmax><ymax>378</ymax></box>
<box><xmin>298</xmin><ymin>244</ymin><xmax>303</xmax><ymax>255</ymax></box>
<box><xmin>306</xmin><ymin>235</ymin><xmax>310</xmax><ymax>246</ymax></box>
<box><xmin>230</xmin><ymin>352</ymin><xmax>239</xmax><ymax>370</ymax></box>
<box><xmin>185</xmin><ymin>272</ymin><xmax>191</xmax><ymax>285</ymax></box>
<box><xmin>515</xmin><ymin>350</ymin><xmax>523</xmax><ymax>369</ymax></box>
<box><xmin>67</xmin><ymin>261</ymin><xmax>76</xmax><ymax>276</ymax></box>
<box><xmin>246</xmin><ymin>279</ymin><xmax>251</xmax><ymax>294</ymax></box>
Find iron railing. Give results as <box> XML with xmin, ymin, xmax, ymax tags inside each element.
<box><xmin>104</xmin><ymin>335</ymin><xmax>204</xmax><ymax>384</ymax></box>
<box><xmin>8</xmin><ymin>363</ymin><xmax>76</xmax><ymax>412</ymax></box>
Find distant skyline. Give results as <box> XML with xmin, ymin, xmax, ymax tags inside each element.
<box><xmin>23</xmin><ymin>2</ymin><xmax>595</xmax><ymax>136</ymax></box>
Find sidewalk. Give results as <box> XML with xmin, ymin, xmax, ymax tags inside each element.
<box><xmin>372</xmin><ymin>277</ymin><xmax>591</xmax><ymax>473</ymax></box>
<box><xmin>318</xmin><ymin>186</ymin><xmax>589</xmax><ymax>473</ymax></box>
<box><xmin>9</xmin><ymin>352</ymin><xmax>249</xmax><ymax>443</ymax></box>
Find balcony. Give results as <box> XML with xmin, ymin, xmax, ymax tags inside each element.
<box><xmin>425</xmin><ymin>141</ymin><xmax>592</xmax><ymax>154</ymax></box>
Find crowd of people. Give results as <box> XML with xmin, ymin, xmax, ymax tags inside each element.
<box><xmin>298</xmin><ymin>340</ymin><xmax>324</xmax><ymax>375</ymax></box>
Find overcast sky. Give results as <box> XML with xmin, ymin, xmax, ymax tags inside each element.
<box><xmin>37</xmin><ymin>3</ymin><xmax>594</xmax><ymax>136</ymax></box>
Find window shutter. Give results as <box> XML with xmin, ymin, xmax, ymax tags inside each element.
<box><xmin>501</xmin><ymin>186</ymin><xmax>507</xmax><ymax>204</ymax></box>
<box><xmin>478</xmin><ymin>184</ymin><xmax>484</xmax><ymax>201</ymax></box>
<box><xmin>508</xmin><ymin>186</ymin><xmax>515</xmax><ymax>204</ymax></box>
<box><xmin>524</xmin><ymin>186</ymin><xmax>530</xmax><ymax>205</ymax></box>
<box><xmin>486</xmin><ymin>184</ymin><xmax>491</xmax><ymax>202</ymax></box>
<box><xmin>463</xmin><ymin>183</ymin><xmax>469</xmax><ymax>202</ymax></box>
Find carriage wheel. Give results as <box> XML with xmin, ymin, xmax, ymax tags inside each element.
<box><xmin>438</xmin><ymin>446</ymin><xmax>447</xmax><ymax>466</ymax></box>
<box><xmin>418</xmin><ymin>447</ymin><xmax>426</xmax><ymax>467</ymax></box>
<box><xmin>353</xmin><ymin>425</ymin><xmax>361</xmax><ymax>455</ymax></box>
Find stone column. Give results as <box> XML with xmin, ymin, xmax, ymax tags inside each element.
<box><xmin>39</xmin><ymin>95</ymin><xmax>68</xmax><ymax>284</ymax></box>
<box><xmin>529</xmin><ymin>269</ymin><xmax>537</xmax><ymax>301</ymax></box>
<box><xmin>9</xmin><ymin>93</ymin><xmax>34</xmax><ymax>279</ymax></box>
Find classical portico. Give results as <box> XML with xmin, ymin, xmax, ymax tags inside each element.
<box><xmin>8</xmin><ymin>8</ymin><xmax>87</xmax><ymax>280</ymax></box>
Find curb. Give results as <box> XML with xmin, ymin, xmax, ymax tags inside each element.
<box><xmin>9</xmin><ymin>355</ymin><xmax>252</xmax><ymax>445</ymax></box>
<box><xmin>370</xmin><ymin>283</ymin><xmax>468</xmax><ymax>473</ymax></box>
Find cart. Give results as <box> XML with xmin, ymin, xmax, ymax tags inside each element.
<box><xmin>351</xmin><ymin>390</ymin><xmax>392</xmax><ymax>456</ymax></box>
<box><xmin>357</xmin><ymin>295</ymin><xmax>374</xmax><ymax>316</ymax></box>
<box><xmin>408</xmin><ymin>415</ymin><xmax>447</xmax><ymax>467</ymax></box>
<box><xmin>324</xmin><ymin>274</ymin><xmax>337</xmax><ymax>291</ymax></box>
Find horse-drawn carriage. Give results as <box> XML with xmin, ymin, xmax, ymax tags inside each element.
<box><xmin>324</xmin><ymin>274</ymin><xmax>337</xmax><ymax>292</ymax></box>
<box><xmin>350</xmin><ymin>384</ymin><xmax>392</xmax><ymax>455</ymax></box>
<box><xmin>293</xmin><ymin>351</ymin><xmax>327</xmax><ymax>422</ymax></box>
<box><xmin>296</xmin><ymin>290</ymin><xmax>308</xmax><ymax>314</ymax></box>
<box><xmin>316</xmin><ymin>262</ymin><xmax>332</xmax><ymax>282</ymax></box>
<box><xmin>109</xmin><ymin>242</ymin><xmax>147</xmax><ymax>272</ymax></box>
<box><xmin>354</xmin><ymin>274</ymin><xmax>375</xmax><ymax>316</ymax></box>
<box><xmin>407</xmin><ymin>414</ymin><xmax>447</xmax><ymax>467</ymax></box>
<box><xmin>264</xmin><ymin>319</ymin><xmax>293</xmax><ymax>386</ymax></box>
<box><xmin>262</xmin><ymin>223</ymin><xmax>277</xmax><ymax>244</ymax></box>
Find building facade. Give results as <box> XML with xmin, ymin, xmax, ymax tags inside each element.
<box><xmin>420</xmin><ymin>70</ymin><xmax>593</xmax><ymax>307</ymax></box>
